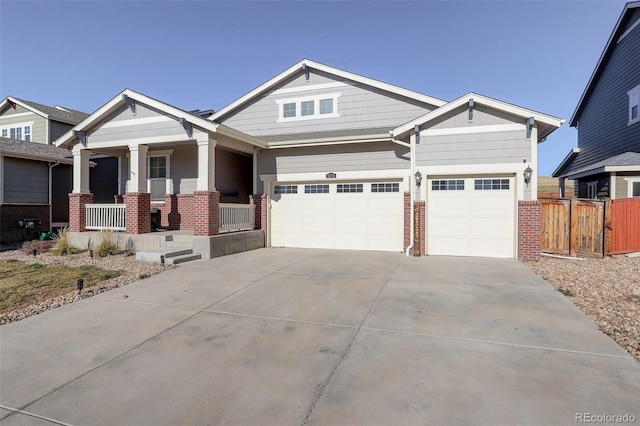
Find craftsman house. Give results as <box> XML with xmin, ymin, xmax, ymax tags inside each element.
<box><xmin>56</xmin><ymin>59</ymin><xmax>563</xmax><ymax>260</ymax></box>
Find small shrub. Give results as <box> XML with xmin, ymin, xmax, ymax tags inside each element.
<box><xmin>51</xmin><ymin>227</ymin><xmax>80</xmax><ymax>256</ymax></box>
<box><xmin>94</xmin><ymin>230</ymin><xmax>120</xmax><ymax>257</ymax></box>
<box><xmin>557</xmin><ymin>287</ymin><xmax>574</xmax><ymax>297</ymax></box>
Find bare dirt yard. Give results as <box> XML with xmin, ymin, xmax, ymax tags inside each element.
<box><xmin>525</xmin><ymin>255</ymin><xmax>640</xmax><ymax>363</ymax></box>
<box><xmin>0</xmin><ymin>242</ymin><xmax>172</xmax><ymax>325</ymax></box>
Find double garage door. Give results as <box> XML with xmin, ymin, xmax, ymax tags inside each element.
<box><xmin>270</xmin><ymin>181</ymin><xmax>403</xmax><ymax>251</ymax></box>
<box><xmin>428</xmin><ymin>177</ymin><xmax>516</xmax><ymax>258</ymax></box>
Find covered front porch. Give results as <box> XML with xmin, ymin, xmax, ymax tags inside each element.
<box><xmin>57</xmin><ymin>90</ymin><xmax>268</xmax><ymax>256</ymax></box>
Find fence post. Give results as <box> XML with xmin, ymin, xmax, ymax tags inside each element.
<box><xmin>604</xmin><ymin>198</ymin><xmax>612</xmax><ymax>256</ymax></box>
<box><xmin>569</xmin><ymin>197</ymin><xmax>577</xmax><ymax>257</ymax></box>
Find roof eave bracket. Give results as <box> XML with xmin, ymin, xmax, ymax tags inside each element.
<box><xmin>179</xmin><ymin>117</ymin><xmax>193</xmax><ymax>138</ymax></box>
<box><xmin>123</xmin><ymin>94</ymin><xmax>136</xmax><ymax>116</ymax></box>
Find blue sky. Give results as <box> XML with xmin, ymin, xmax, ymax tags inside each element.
<box><xmin>0</xmin><ymin>1</ymin><xmax>628</xmax><ymax>175</ymax></box>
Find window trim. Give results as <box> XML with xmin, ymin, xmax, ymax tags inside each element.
<box><xmin>628</xmin><ymin>84</ymin><xmax>640</xmax><ymax>125</ymax></box>
<box><xmin>304</xmin><ymin>184</ymin><xmax>329</xmax><ymax>194</ymax></box>
<box><xmin>146</xmin><ymin>149</ymin><xmax>173</xmax><ymax>201</ymax></box>
<box><xmin>371</xmin><ymin>182</ymin><xmax>400</xmax><ymax>193</ymax></box>
<box><xmin>276</xmin><ymin>92</ymin><xmax>341</xmax><ymax>122</ymax></box>
<box><xmin>431</xmin><ymin>179</ymin><xmax>465</xmax><ymax>191</ymax></box>
<box><xmin>627</xmin><ymin>179</ymin><xmax>640</xmax><ymax>197</ymax></box>
<box><xmin>0</xmin><ymin>121</ymin><xmax>33</xmax><ymax>142</ymax></box>
<box><xmin>337</xmin><ymin>183</ymin><xmax>363</xmax><ymax>193</ymax></box>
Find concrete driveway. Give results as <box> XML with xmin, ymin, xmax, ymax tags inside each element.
<box><xmin>1</xmin><ymin>248</ymin><xmax>638</xmax><ymax>425</ymax></box>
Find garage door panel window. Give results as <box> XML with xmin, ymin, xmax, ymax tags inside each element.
<box><xmin>371</xmin><ymin>183</ymin><xmax>399</xmax><ymax>193</ymax></box>
<box><xmin>274</xmin><ymin>185</ymin><xmax>298</xmax><ymax>194</ymax></box>
<box><xmin>431</xmin><ymin>180</ymin><xmax>464</xmax><ymax>191</ymax></box>
<box><xmin>337</xmin><ymin>184</ymin><xmax>363</xmax><ymax>193</ymax></box>
<box><xmin>304</xmin><ymin>184</ymin><xmax>329</xmax><ymax>194</ymax></box>
<box><xmin>474</xmin><ymin>179</ymin><xmax>510</xmax><ymax>190</ymax></box>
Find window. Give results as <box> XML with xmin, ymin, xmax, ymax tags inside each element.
<box><xmin>1</xmin><ymin>129</ymin><xmax>6</xmax><ymax>138</ymax></box>
<box><xmin>9</xmin><ymin>128</ymin><xmax>15</xmax><ymax>139</ymax></box>
<box><xmin>628</xmin><ymin>85</ymin><xmax>640</xmax><ymax>125</ymax></box>
<box><xmin>283</xmin><ymin>103</ymin><xmax>296</xmax><ymax>118</ymax></box>
<box><xmin>0</xmin><ymin>123</ymin><xmax>33</xmax><ymax>141</ymax></box>
<box><xmin>277</xmin><ymin>93</ymin><xmax>340</xmax><ymax>121</ymax></box>
<box><xmin>319</xmin><ymin>98</ymin><xmax>333</xmax><ymax>114</ymax></box>
<box><xmin>301</xmin><ymin>101</ymin><xmax>314</xmax><ymax>116</ymax></box>
<box><xmin>274</xmin><ymin>185</ymin><xmax>298</xmax><ymax>194</ymax></box>
<box><xmin>587</xmin><ymin>182</ymin><xmax>598</xmax><ymax>199</ymax></box>
<box><xmin>24</xmin><ymin>126</ymin><xmax>30</xmax><ymax>142</ymax></box>
<box><xmin>431</xmin><ymin>180</ymin><xmax>464</xmax><ymax>191</ymax></box>
<box><xmin>371</xmin><ymin>183</ymin><xmax>399</xmax><ymax>193</ymax></box>
<box><xmin>304</xmin><ymin>184</ymin><xmax>329</xmax><ymax>194</ymax></box>
<box><xmin>15</xmin><ymin>127</ymin><xmax>22</xmax><ymax>140</ymax></box>
<box><xmin>337</xmin><ymin>183</ymin><xmax>363</xmax><ymax>193</ymax></box>
<box><xmin>629</xmin><ymin>180</ymin><xmax>640</xmax><ymax>197</ymax></box>
<box><xmin>148</xmin><ymin>156</ymin><xmax>167</xmax><ymax>179</ymax></box>
<box><xmin>474</xmin><ymin>179</ymin><xmax>510</xmax><ymax>190</ymax></box>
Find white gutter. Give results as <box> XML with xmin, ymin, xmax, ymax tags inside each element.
<box><xmin>390</xmin><ymin>133</ymin><xmax>414</xmax><ymax>256</ymax></box>
<box><xmin>48</xmin><ymin>161</ymin><xmax>60</xmax><ymax>232</ymax></box>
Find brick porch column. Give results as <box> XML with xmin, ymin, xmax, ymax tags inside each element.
<box><xmin>517</xmin><ymin>200</ymin><xmax>541</xmax><ymax>261</ymax></box>
<box><xmin>124</xmin><ymin>193</ymin><xmax>151</xmax><ymax>234</ymax></box>
<box><xmin>193</xmin><ymin>191</ymin><xmax>219</xmax><ymax>236</ymax></box>
<box><xmin>415</xmin><ymin>200</ymin><xmax>426</xmax><ymax>256</ymax></box>
<box><xmin>68</xmin><ymin>193</ymin><xmax>94</xmax><ymax>232</ymax></box>
<box><xmin>403</xmin><ymin>192</ymin><xmax>411</xmax><ymax>252</ymax></box>
<box><xmin>251</xmin><ymin>194</ymin><xmax>267</xmax><ymax>230</ymax></box>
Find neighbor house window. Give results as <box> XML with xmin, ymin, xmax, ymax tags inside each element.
<box><xmin>277</xmin><ymin>93</ymin><xmax>340</xmax><ymax>122</ymax></box>
<box><xmin>628</xmin><ymin>85</ymin><xmax>640</xmax><ymax>125</ymax></box>
<box><xmin>587</xmin><ymin>182</ymin><xmax>598</xmax><ymax>199</ymax></box>
<box><xmin>629</xmin><ymin>180</ymin><xmax>640</xmax><ymax>197</ymax></box>
<box><xmin>431</xmin><ymin>180</ymin><xmax>464</xmax><ymax>191</ymax></box>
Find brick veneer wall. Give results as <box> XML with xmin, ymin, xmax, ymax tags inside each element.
<box><xmin>518</xmin><ymin>200</ymin><xmax>541</xmax><ymax>261</ymax></box>
<box><xmin>193</xmin><ymin>191</ymin><xmax>219</xmax><ymax>236</ymax></box>
<box><xmin>415</xmin><ymin>201</ymin><xmax>426</xmax><ymax>256</ymax></box>
<box><xmin>251</xmin><ymin>194</ymin><xmax>267</xmax><ymax>246</ymax></box>
<box><xmin>160</xmin><ymin>194</ymin><xmax>194</xmax><ymax>230</ymax></box>
<box><xmin>124</xmin><ymin>193</ymin><xmax>151</xmax><ymax>234</ymax></box>
<box><xmin>0</xmin><ymin>204</ymin><xmax>51</xmax><ymax>244</ymax></box>
<box><xmin>69</xmin><ymin>193</ymin><xmax>94</xmax><ymax>232</ymax></box>
<box><xmin>403</xmin><ymin>192</ymin><xmax>410</xmax><ymax>252</ymax></box>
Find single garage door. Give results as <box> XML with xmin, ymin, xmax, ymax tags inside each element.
<box><xmin>270</xmin><ymin>181</ymin><xmax>403</xmax><ymax>251</ymax></box>
<box><xmin>428</xmin><ymin>177</ymin><xmax>515</xmax><ymax>258</ymax></box>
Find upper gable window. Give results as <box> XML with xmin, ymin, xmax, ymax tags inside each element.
<box><xmin>628</xmin><ymin>84</ymin><xmax>640</xmax><ymax>125</ymax></box>
<box><xmin>276</xmin><ymin>93</ymin><xmax>341</xmax><ymax>122</ymax></box>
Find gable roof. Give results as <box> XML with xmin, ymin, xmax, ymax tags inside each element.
<box><xmin>569</xmin><ymin>1</ymin><xmax>640</xmax><ymax>127</ymax></box>
<box><xmin>392</xmin><ymin>92</ymin><xmax>564</xmax><ymax>141</ymax></box>
<box><xmin>0</xmin><ymin>137</ymin><xmax>73</xmax><ymax>164</ymax></box>
<box><xmin>55</xmin><ymin>89</ymin><xmax>267</xmax><ymax>149</ymax></box>
<box><xmin>2</xmin><ymin>96</ymin><xmax>89</xmax><ymax>125</ymax></box>
<box><xmin>563</xmin><ymin>151</ymin><xmax>640</xmax><ymax>179</ymax></box>
<box><xmin>209</xmin><ymin>59</ymin><xmax>447</xmax><ymax>122</ymax></box>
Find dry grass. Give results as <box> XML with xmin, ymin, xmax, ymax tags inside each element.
<box><xmin>0</xmin><ymin>259</ymin><xmax>121</xmax><ymax>314</ymax></box>
<box><xmin>94</xmin><ymin>230</ymin><xmax>120</xmax><ymax>257</ymax></box>
<box><xmin>538</xmin><ymin>176</ymin><xmax>574</xmax><ymax>198</ymax></box>
<box><xmin>50</xmin><ymin>227</ymin><xmax>81</xmax><ymax>256</ymax></box>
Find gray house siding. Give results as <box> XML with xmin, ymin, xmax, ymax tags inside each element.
<box><xmin>257</xmin><ymin>142</ymin><xmax>409</xmax><ymax>193</ymax></box>
<box><xmin>167</xmin><ymin>145</ymin><xmax>197</xmax><ymax>195</ymax></box>
<box><xmin>49</xmin><ymin>120</ymin><xmax>74</xmax><ymax>144</ymax></box>
<box><xmin>88</xmin><ymin>104</ymin><xmax>187</xmax><ymax>144</ymax></box>
<box><xmin>614</xmin><ymin>173</ymin><xmax>640</xmax><ymax>198</ymax></box>
<box><xmin>4</xmin><ymin>157</ymin><xmax>49</xmax><ymax>203</ymax></box>
<box><xmin>571</xmin><ymin>20</ymin><xmax>640</xmax><ymax>172</ymax></box>
<box><xmin>217</xmin><ymin>69</ymin><xmax>437</xmax><ymax>138</ymax></box>
<box><xmin>0</xmin><ymin>105</ymin><xmax>47</xmax><ymax>143</ymax></box>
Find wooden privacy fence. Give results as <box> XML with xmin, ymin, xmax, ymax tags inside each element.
<box><xmin>541</xmin><ymin>197</ymin><xmax>640</xmax><ymax>257</ymax></box>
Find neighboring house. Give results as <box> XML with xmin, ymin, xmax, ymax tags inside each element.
<box><xmin>0</xmin><ymin>137</ymin><xmax>73</xmax><ymax>243</ymax></box>
<box><xmin>553</xmin><ymin>1</ymin><xmax>640</xmax><ymax>199</ymax></box>
<box><xmin>56</xmin><ymin>59</ymin><xmax>562</xmax><ymax>260</ymax></box>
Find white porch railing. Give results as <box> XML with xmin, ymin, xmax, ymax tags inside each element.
<box><xmin>86</xmin><ymin>204</ymin><xmax>126</xmax><ymax>231</ymax></box>
<box><xmin>219</xmin><ymin>203</ymin><xmax>255</xmax><ymax>233</ymax></box>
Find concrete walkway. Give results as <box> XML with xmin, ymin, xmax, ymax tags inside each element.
<box><xmin>1</xmin><ymin>248</ymin><xmax>638</xmax><ymax>425</ymax></box>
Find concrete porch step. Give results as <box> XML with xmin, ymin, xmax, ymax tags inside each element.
<box><xmin>165</xmin><ymin>241</ymin><xmax>193</xmax><ymax>249</ymax></box>
<box><xmin>136</xmin><ymin>248</ymin><xmax>195</xmax><ymax>264</ymax></box>
<box><xmin>166</xmin><ymin>253</ymin><xmax>202</xmax><ymax>265</ymax></box>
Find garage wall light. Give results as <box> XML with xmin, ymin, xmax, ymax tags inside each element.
<box><xmin>414</xmin><ymin>170</ymin><xmax>422</xmax><ymax>187</ymax></box>
<box><xmin>524</xmin><ymin>165</ymin><xmax>533</xmax><ymax>186</ymax></box>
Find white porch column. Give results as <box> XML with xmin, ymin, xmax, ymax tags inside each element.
<box><xmin>253</xmin><ymin>147</ymin><xmax>259</xmax><ymax>194</ymax></box>
<box><xmin>72</xmin><ymin>145</ymin><xmax>91</xmax><ymax>193</ymax></box>
<box><xmin>128</xmin><ymin>144</ymin><xmax>148</xmax><ymax>193</ymax></box>
<box><xmin>196</xmin><ymin>131</ymin><xmax>217</xmax><ymax>191</ymax></box>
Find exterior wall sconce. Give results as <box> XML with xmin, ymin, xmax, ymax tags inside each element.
<box><xmin>524</xmin><ymin>165</ymin><xmax>533</xmax><ymax>186</ymax></box>
<box><xmin>415</xmin><ymin>170</ymin><xmax>423</xmax><ymax>187</ymax></box>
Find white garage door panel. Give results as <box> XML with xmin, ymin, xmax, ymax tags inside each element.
<box><xmin>271</xmin><ymin>182</ymin><xmax>403</xmax><ymax>251</ymax></box>
<box><xmin>428</xmin><ymin>177</ymin><xmax>515</xmax><ymax>258</ymax></box>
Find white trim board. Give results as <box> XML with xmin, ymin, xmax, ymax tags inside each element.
<box><xmin>0</xmin><ymin>112</ymin><xmax>34</xmax><ymax>120</ymax></box>
<box><xmin>97</xmin><ymin>116</ymin><xmax>175</xmax><ymax>129</ymax></box>
<box><xmin>272</xmin><ymin>82</ymin><xmax>348</xmax><ymax>95</ymax></box>
<box><xmin>260</xmin><ymin>168</ymin><xmax>409</xmax><ymax>184</ymax></box>
<box><xmin>421</xmin><ymin>123</ymin><xmax>525</xmax><ymax>137</ymax></box>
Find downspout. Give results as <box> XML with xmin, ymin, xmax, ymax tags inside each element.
<box><xmin>390</xmin><ymin>133</ymin><xmax>414</xmax><ymax>256</ymax></box>
<box><xmin>49</xmin><ymin>161</ymin><xmax>60</xmax><ymax>232</ymax></box>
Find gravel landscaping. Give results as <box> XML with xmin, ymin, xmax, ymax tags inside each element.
<box><xmin>525</xmin><ymin>255</ymin><xmax>640</xmax><ymax>363</ymax></box>
<box><xmin>0</xmin><ymin>245</ymin><xmax>173</xmax><ymax>325</ymax></box>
